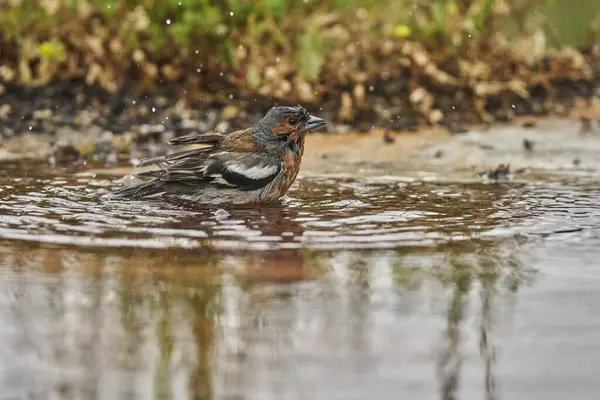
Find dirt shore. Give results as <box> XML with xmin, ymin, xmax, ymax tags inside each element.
<box><xmin>1</xmin><ymin>80</ymin><xmax>599</xmax><ymax>171</ymax></box>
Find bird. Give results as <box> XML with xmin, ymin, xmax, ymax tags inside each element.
<box><xmin>111</xmin><ymin>105</ymin><xmax>326</xmax><ymax>205</ymax></box>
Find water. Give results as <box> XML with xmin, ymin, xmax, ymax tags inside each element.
<box><xmin>1</xmin><ymin>159</ymin><xmax>599</xmax><ymax>400</ymax></box>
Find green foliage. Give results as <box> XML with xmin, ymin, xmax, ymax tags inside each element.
<box><xmin>39</xmin><ymin>40</ymin><xmax>66</xmax><ymax>63</ymax></box>
<box><xmin>0</xmin><ymin>0</ymin><xmax>596</xmax><ymax>95</ymax></box>
<box><xmin>405</xmin><ymin>0</ymin><xmax>555</xmax><ymax>51</ymax></box>
<box><xmin>298</xmin><ymin>29</ymin><xmax>329</xmax><ymax>81</ymax></box>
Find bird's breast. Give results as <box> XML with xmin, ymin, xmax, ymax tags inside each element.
<box><xmin>280</xmin><ymin>147</ymin><xmax>303</xmax><ymax>189</ymax></box>
<box><xmin>259</xmin><ymin>147</ymin><xmax>304</xmax><ymax>202</ymax></box>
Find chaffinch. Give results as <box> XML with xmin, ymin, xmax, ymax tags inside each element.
<box><xmin>112</xmin><ymin>106</ymin><xmax>326</xmax><ymax>204</ymax></box>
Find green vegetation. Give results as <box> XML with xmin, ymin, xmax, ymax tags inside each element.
<box><xmin>0</xmin><ymin>0</ymin><xmax>598</xmax><ymax>121</ymax></box>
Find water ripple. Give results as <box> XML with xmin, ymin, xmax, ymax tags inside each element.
<box><xmin>0</xmin><ymin>162</ymin><xmax>599</xmax><ymax>251</ymax></box>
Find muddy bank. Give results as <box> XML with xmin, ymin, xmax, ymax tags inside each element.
<box><xmin>1</xmin><ymin>74</ymin><xmax>600</xmax><ymax>177</ymax></box>
<box><xmin>6</xmin><ymin>116</ymin><xmax>593</xmax><ymax>193</ymax></box>
<box><xmin>1</xmin><ymin>72</ymin><xmax>600</xmax><ymax>142</ymax></box>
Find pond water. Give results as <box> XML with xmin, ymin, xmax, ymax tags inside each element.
<box><xmin>0</xmin><ymin>156</ymin><xmax>599</xmax><ymax>400</ymax></box>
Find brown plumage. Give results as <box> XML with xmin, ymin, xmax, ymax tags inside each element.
<box><xmin>112</xmin><ymin>106</ymin><xmax>326</xmax><ymax>205</ymax></box>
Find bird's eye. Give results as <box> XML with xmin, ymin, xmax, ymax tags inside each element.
<box><xmin>288</xmin><ymin>117</ymin><xmax>297</xmax><ymax>125</ymax></box>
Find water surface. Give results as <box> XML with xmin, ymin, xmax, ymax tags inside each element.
<box><xmin>0</xmin><ymin>159</ymin><xmax>599</xmax><ymax>400</ymax></box>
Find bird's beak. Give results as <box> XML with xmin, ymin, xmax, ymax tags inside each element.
<box><xmin>304</xmin><ymin>115</ymin><xmax>326</xmax><ymax>131</ymax></box>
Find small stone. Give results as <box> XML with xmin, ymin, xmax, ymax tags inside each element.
<box><xmin>522</xmin><ymin>120</ymin><xmax>536</xmax><ymax>128</ymax></box>
<box><xmin>49</xmin><ymin>140</ymin><xmax>81</xmax><ymax>167</ymax></box>
<box><xmin>478</xmin><ymin>164</ymin><xmax>512</xmax><ymax>182</ymax></box>
<box><xmin>215</xmin><ymin>121</ymin><xmax>229</xmax><ymax>132</ymax></box>
<box><xmin>181</xmin><ymin>119</ymin><xmax>201</xmax><ymax>130</ymax></box>
<box><xmin>155</xmin><ymin>96</ymin><xmax>169</xmax><ymax>107</ymax></box>
<box><xmin>446</xmin><ymin>121</ymin><xmax>470</xmax><ymax>135</ymax></box>
<box><xmin>0</xmin><ymin>104</ymin><xmax>11</xmax><ymax>120</ymax></box>
<box><xmin>523</xmin><ymin>138</ymin><xmax>534</xmax><ymax>152</ymax></box>
<box><xmin>428</xmin><ymin>109</ymin><xmax>444</xmax><ymax>124</ymax></box>
<box><xmin>139</xmin><ymin>124</ymin><xmax>166</xmax><ymax>135</ymax></box>
<box><xmin>33</xmin><ymin>109</ymin><xmax>53</xmax><ymax>120</ymax></box>
<box><xmin>383</xmin><ymin>131</ymin><xmax>395</xmax><ymax>144</ymax></box>
<box><xmin>105</xmin><ymin>152</ymin><xmax>118</xmax><ymax>166</ymax></box>
<box><xmin>338</xmin><ymin>92</ymin><xmax>353</xmax><ymax>121</ymax></box>
<box><xmin>1</xmin><ymin>127</ymin><xmax>15</xmax><ymax>138</ymax></box>
<box><xmin>93</xmin><ymin>139</ymin><xmax>114</xmax><ymax>155</ymax></box>
<box><xmin>580</xmin><ymin>116</ymin><xmax>593</xmax><ymax>134</ymax></box>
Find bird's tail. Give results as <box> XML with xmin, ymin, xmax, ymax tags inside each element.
<box><xmin>166</xmin><ymin>133</ymin><xmax>222</xmax><ymax>146</ymax></box>
<box><xmin>111</xmin><ymin>180</ymin><xmax>166</xmax><ymax>199</ymax></box>
<box><xmin>135</xmin><ymin>147</ymin><xmax>213</xmax><ymax>167</ymax></box>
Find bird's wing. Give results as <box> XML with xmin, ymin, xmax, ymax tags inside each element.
<box><xmin>113</xmin><ymin>128</ymin><xmax>282</xmax><ymax>199</ymax></box>
<box><xmin>134</xmin><ymin>132</ymin><xmax>224</xmax><ymax>167</ymax></box>
<box><xmin>166</xmin><ymin>133</ymin><xmax>223</xmax><ymax>146</ymax></box>
<box><xmin>201</xmin><ymin>152</ymin><xmax>282</xmax><ymax>190</ymax></box>
<box><xmin>139</xmin><ymin>151</ymin><xmax>282</xmax><ymax>191</ymax></box>
<box><xmin>134</xmin><ymin>128</ymin><xmax>262</xmax><ymax>168</ymax></box>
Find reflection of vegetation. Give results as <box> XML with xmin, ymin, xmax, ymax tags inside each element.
<box><xmin>433</xmin><ymin>247</ymin><xmax>532</xmax><ymax>400</ymax></box>
<box><xmin>0</xmin><ymin>0</ymin><xmax>598</xmax><ymax>122</ymax></box>
<box><xmin>389</xmin><ymin>244</ymin><xmax>534</xmax><ymax>400</ymax></box>
<box><xmin>0</xmin><ymin>238</ymin><xmax>536</xmax><ymax>399</ymax></box>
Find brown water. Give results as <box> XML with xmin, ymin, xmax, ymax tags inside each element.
<box><xmin>1</xmin><ymin>158</ymin><xmax>600</xmax><ymax>400</ymax></box>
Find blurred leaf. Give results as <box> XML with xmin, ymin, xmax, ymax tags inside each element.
<box><xmin>170</xmin><ymin>22</ymin><xmax>191</xmax><ymax>48</ymax></box>
<box><xmin>247</xmin><ymin>65</ymin><xmax>261</xmax><ymax>89</ymax></box>
<box><xmin>265</xmin><ymin>0</ymin><xmax>285</xmax><ymax>19</ymax></box>
<box><xmin>219</xmin><ymin>40</ymin><xmax>238</xmax><ymax>70</ymax></box>
<box><xmin>394</xmin><ymin>24</ymin><xmax>411</xmax><ymax>38</ymax></box>
<box><xmin>39</xmin><ymin>40</ymin><xmax>66</xmax><ymax>62</ymax></box>
<box><xmin>298</xmin><ymin>30</ymin><xmax>326</xmax><ymax>81</ymax></box>
<box><xmin>148</xmin><ymin>23</ymin><xmax>167</xmax><ymax>52</ymax></box>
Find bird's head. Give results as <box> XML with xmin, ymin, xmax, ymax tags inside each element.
<box><xmin>256</xmin><ymin>106</ymin><xmax>326</xmax><ymax>139</ymax></box>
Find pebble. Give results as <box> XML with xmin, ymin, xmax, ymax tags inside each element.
<box><xmin>49</xmin><ymin>140</ymin><xmax>81</xmax><ymax>167</ymax></box>
<box><xmin>383</xmin><ymin>131</ymin><xmax>395</xmax><ymax>144</ymax></box>
<box><xmin>478</xmin><ymin>164</ymin><xmax>512</xmax><ymax>182</ymax></box>
<box><xmin>580</xmin><ymin>116</ymin><xmax>593</xmax><ymax>134</ymax></box>
<box><xmin>522</xmin><ymin>120</ymin><xmax>537</xmax><ymax>128</ymax></box>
